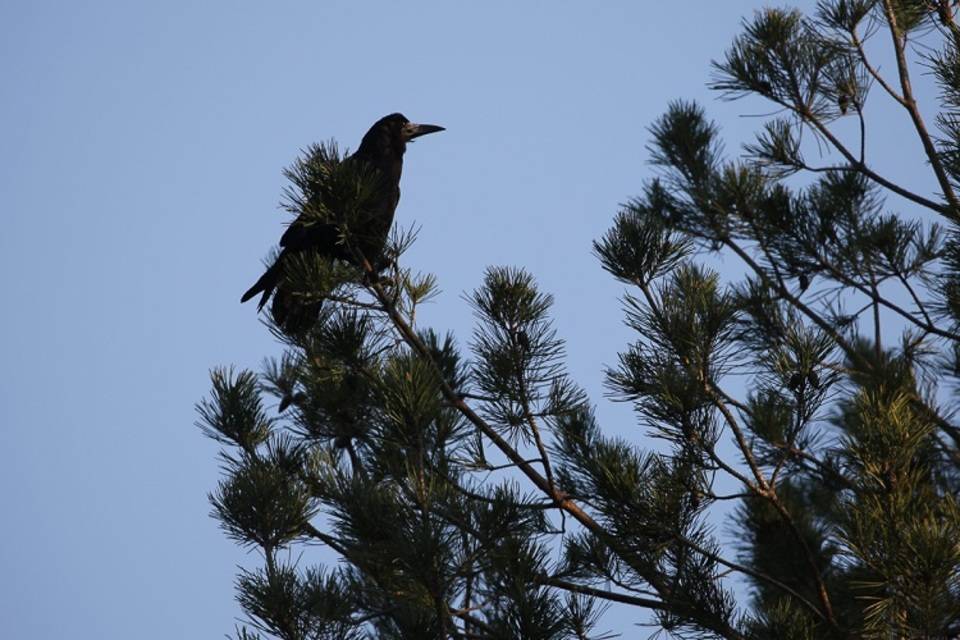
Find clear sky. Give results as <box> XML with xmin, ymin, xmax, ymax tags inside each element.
<box><xmin>1</xmin><ymin>1</ymin><xmax>937</xmax><ymax>637</ymax></box>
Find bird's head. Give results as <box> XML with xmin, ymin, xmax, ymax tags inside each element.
<box><xmin>358</xmin><ymin>113</ymin><xmax>445</xmax><ymax>158</ymax></box>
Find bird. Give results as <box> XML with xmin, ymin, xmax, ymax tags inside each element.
<box><xmin>240</xmin><ymin>113</ymin><xmax>444</xmax><ymax>331</ymax></box>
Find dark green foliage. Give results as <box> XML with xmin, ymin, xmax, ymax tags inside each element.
<box><xmin>593</xmin><ymin>196</ymin><xmax>692</xmax><ymax>286</ymax></box>
<box><xmin>210</xmin><ymin>437</ymin><xmax>316</xmax><ymax>550</ymax></box>
<box><xmin>200</xmin><ymin>2</ymin><xmax>960</xmax><ymax>638</ymax></box>
<box><xmin>470</xmin><ymin>267</ymin><xmax>584</xmax><ymax>444</ymax></box>
<box><xmin>236</xmin><ymin>565</ymin><xmax>361</xmax><ymax>640</ymax></box>
<box><xmin>712</xmin><ymin>8</ymin><xmax>858</xmax><ymax>121</ymax></box>
<box><xmin>736</xmin><ymin>481</ymin><xmax>837</xmax><ymax>620</ymax></box>
<box><xmin>197</xmin><ymin>367</ymin><xmax>272</xmax><ymax>452</ymax></box>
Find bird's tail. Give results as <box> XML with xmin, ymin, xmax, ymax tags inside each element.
<box><xmin>240</xmin><ymin>259</ymin><xmax>282</xmax><ymax>310</ymax></box>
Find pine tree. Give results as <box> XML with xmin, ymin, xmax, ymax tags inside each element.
<box><xmin>198</xmin><ymin>2</ymin><xmax>960</xmax><ymax>637</ymax></box>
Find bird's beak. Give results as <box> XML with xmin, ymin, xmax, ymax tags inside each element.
<box><xmin>406</xmin><ymin>123</ymin><xmax>445</xmax><ymax>140</ymax></box>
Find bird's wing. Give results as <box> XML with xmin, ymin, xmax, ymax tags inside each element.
<box><xmin>279</xmin><ymin>217</ymin><xmax>345</xmax><ymax>258</ymax></box>
<box><xmin>279</xmin><ymin>219</ymin><xmax>307</xmax><ymax>249</ymax></box>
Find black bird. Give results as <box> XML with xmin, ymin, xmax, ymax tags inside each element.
<box><xmin>241</xmin><ymin>113</ymin><xmax>444</xmax><ymax>330</ymax></box>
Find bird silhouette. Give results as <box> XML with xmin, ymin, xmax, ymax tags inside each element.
<box><xmin>241</xmin><ymin>113</ymin><xmax>444</xmax><ymax>332</ymax></box>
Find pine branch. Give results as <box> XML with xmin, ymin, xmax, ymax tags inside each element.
<box><xmin>797</xmin><ymin>244</ymin><xmax>960</xmax><ymax>341</ymax></box>
<box><xmin>850</xmin><ymin>26</ymin><xmax>906</xmax><ymax>106</ymax></box>
<box><xmin>703</xmin><ymin>382</ymin><xmax>770</xmax><ymax>492</ymax></box>
<box><xmin>535</xmin><ymin>575</ymin><xmax>672</xmax><ymax>612</ymax></box>
<box><xmin>894</xmin><ymin>270</ymin><xmax>934</xmax><ymax>327</ymax></box>
<box><xmin>721</xmin><ymin>235</ymin><xmax>867</xmax><ymax>371</ymax></box>
<box><xmin>634</xmin><ymin>277</ymin><xmax>768</xmax><ymax>492</ymax></box>
<box><xmin>677</xmin><ymin>534</ymin><xmax>829</xmax><ymax>627</ymax></box>
<box><xmin>880</xmin><ymin>0</ymin><xmax>960</xmax><ymax>215</ymax></box>
<box><xmin>509</xmin><ymin>323</ymin><xmax>559</xmax><ymax>498</ymax></box>
<box><xmin>705</xmin><ymin>380</ymin><xmax>838</xmax><ymax>626</ymax></box>
<box><xmin>755</xmin><ymin>83</ymin><xmax>950</xmax><ymax>215</ymax></box>
<box><xmin>355</xmin><ymin>253</ymin><xmax>746</xmax><ymax>640</ymax></box>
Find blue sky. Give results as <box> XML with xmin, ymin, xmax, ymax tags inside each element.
<box><xmin>2</xmin><ymin>1</ymin><xmax>939</xmax><ymax>637</ymax></box>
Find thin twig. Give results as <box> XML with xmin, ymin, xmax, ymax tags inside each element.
<box><xmin>850</xmin><ymin>26</ymin><xmax>906</xmax><ymax>106</ymax></box>
<box><xmin>806</xmin><ymin>251</ymin><xmax>960</xmax><ymax>342</ymax></box>
<box><xmin>704</xmin><ymin>384</ymin><xmax>770</xmax><ymax>491</ymax></box>
<box><xmin>537</xmin><ymin>575</ymin><xmax>672</xmax><ymax>611</ymax></box>
<box><xmin>895</xmin><ymin>271</ymin><xmax>933</xmax><ymax>327</ymax></box>
<box><xmin>880</xmin><ymin>0</ymin><xmax>960</xmax><ymax>216</ymax></box>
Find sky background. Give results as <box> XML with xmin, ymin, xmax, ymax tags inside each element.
<box><xmin>0</xmin><ymin>1</ymin><xmax>940</xmax><ymax>637</ymax></box>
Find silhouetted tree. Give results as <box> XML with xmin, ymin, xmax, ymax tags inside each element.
<box><xmin>199</xmin><ymin>2</ymin><xmax>960</xmax><ymax>637</ymax></box>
